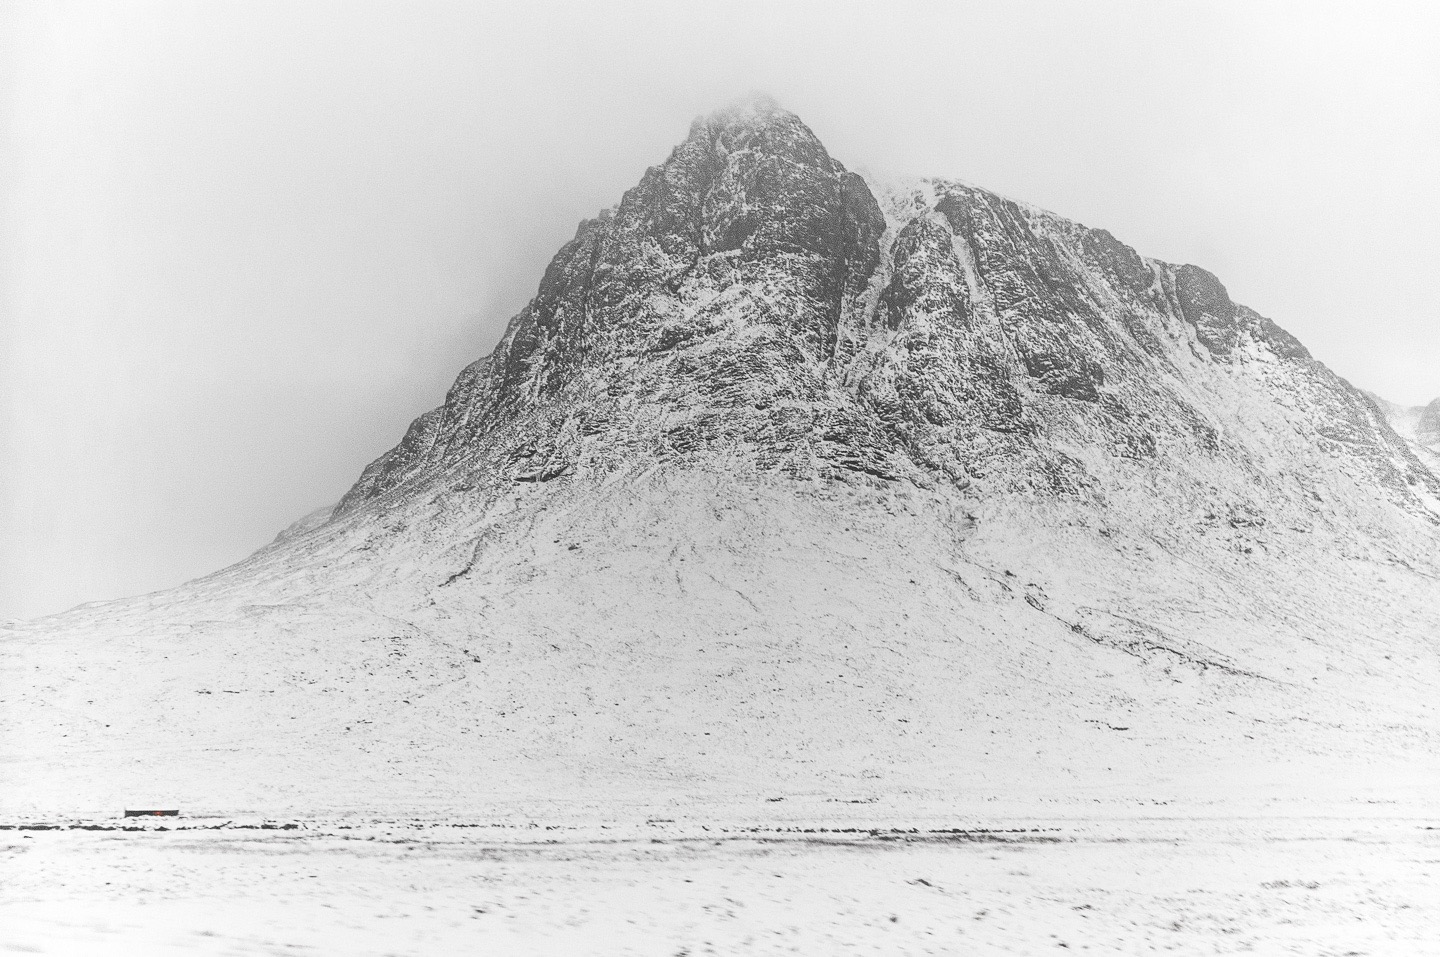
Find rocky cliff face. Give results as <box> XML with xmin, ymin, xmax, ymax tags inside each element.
<box><xmin>338</xmin><ymin>96</ymin><xmax>1440</xmax><ymax>531</ymax></box>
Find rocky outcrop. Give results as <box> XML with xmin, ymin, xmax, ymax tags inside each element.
<box><xmin>1174</xmin><ymin>264</ymin><xmax>1240</xmax><ymax>356</ymax></box>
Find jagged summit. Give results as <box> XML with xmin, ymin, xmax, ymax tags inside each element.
<box><xmin>337</xmin><ymin>95</ymin><xmax>886</xmax><ymax>508</ymax></box>
<box><xmin>336</xmin><ymin>97</ymin><xmax>1439</xmax><ymax>530</ymax></box>
<box><xmin>689</xmin><ymin>91</ymin><xmax>789</xmax><ymax>132</ymax></box>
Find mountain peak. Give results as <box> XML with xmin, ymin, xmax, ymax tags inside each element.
<box><xmin>335</xmin><ymin>100</ymin><xmax>1440</xmax><ymax>530</ymax></box>
<box><xmin>692</xmin><ymin>91</ymin><xmax>788</xmax><ymax>130</ymax></box>
<box><xmin>681</xmin><ymin>93</ymin><xmax>831</xmax><ymax>170</ymax></box>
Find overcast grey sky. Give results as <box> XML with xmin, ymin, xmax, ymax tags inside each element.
<box><xmin>3</xmin><ymin>0</ymin><xmax>1438</xmax><ymax>620</ymax></box>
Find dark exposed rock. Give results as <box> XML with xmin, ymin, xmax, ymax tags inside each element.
<box><xmin>1078</xmin><ymin>228</ymin><xmax>1153</xmax><ymax>299</ymax></box>
<box><xmin>1246</xmin><ymin>309</ymin><xmax>1312</xmax><ymax>361</ymax></box>
<box><xmin>1174</xmin><ymin>264</ymin><xmax>1239</xmax><ymax>356</ymax></box>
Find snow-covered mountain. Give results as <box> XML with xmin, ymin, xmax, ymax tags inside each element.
<box><xmin>4</xmin><ymin>97</ymin><xmax>1438</xmax><ymax>820</ymax></box>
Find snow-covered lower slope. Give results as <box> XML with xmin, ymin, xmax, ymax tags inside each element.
<box><xmin>3</xmin><ymin>463</ymin><xmax>1437</xmax><ymax>819</ymax></box>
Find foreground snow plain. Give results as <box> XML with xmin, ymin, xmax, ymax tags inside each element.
<box><xmin>5</xmin><ymin>814</ymin><xmax>1438</xmax><ymax>956</ymax></box>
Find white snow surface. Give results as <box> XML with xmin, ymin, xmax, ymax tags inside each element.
<box><xmin>6</xmin><ymin>818</ymin><xmax>1439</xmax><ymax>956</ymax></box>
<box><xmin>4</xmin><ymin>466</ymin><xmax>1437</xmax><ymax>821</ymax></box>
